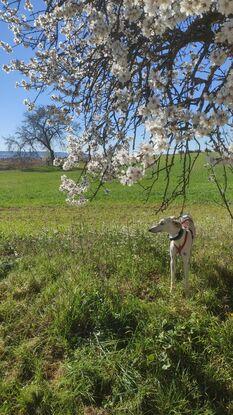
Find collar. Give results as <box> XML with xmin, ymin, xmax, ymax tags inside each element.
<box><xmin>169</xmin><ymin>227</ymin><xmax>184</xmax><ymax>241</ymax></box>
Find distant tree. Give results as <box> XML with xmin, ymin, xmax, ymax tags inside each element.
<box><xmin>5</xmin><ymin>106</ymin><xmax>70</xmax><ymax>164</ymax></box>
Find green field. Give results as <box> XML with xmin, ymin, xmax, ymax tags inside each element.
<box><xmin>0</xmin><ymin>154</ymin><xmax>229</xmax><ymax>208</ymax></box>
<box><xmin>0</xmin><ymin>155</ymin><xmax>233</xmax><ymax>415</ymax></box>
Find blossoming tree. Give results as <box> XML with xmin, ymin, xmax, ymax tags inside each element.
<box><xmin>0</xmin><ymin>0</ymin><xmax>232</xmax><ymax>215</ymax></box>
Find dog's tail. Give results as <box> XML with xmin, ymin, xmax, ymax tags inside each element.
<box><xmin>180</xmin><ymin>214</ymin><xmax>196</xmax><ymax>238</ymax></box>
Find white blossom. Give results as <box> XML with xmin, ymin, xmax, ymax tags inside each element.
<box><xmin>217</xmin><ymin>0</ymin><xmax>233</xmax><ymax>16</ymax></box>
<box><xmin>60</xmin><ymin>175</ymin><xmax>89</xmax><ymax>206</ymax></box>
<box><xmin>120</xmin><ymin>166</ymin><xmax>144</xmax><ymax>186</ymax></box>
<box><xmin>210</xmin><ymin>48</ymin><xmax>228</xmax><ymax>66</ymax></box>
<box><xmin>215</xmin><ymin>19</ymin><xmax>233</xmax><ymax>44</ymax></box>
<box><xmin>0</xmin><ymin>40</ymin><xmax>12</xmax><ymax>53</ymax></box>
<box><xmin>24</xmin><ymin>0</ymin><xmax>33</xmax><ymax>11</ymax></box>
<box><xmin>53</xmin><ymin>157</ymin><xmax>64</xmax><ymax>167</ymax></box>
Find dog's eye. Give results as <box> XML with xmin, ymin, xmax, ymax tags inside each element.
<box><xmin>160</xmin><ymin>220</ymin><xmax>165</xmax><ymax>225</ymax></box>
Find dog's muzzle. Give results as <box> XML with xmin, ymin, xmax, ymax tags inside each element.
<box><xmin>149</xmin><ymin>226</ymin><xmax>159</xmax><ymax>233</ymax></box>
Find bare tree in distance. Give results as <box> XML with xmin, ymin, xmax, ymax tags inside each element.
<box><xmin>5</xmin><ymin>106</ymin><xmax>70</xmax><ymax>164</ymax></box>
<box><xmin>0</xmin><ymin>1</ymin><xmax>233</xmax><ymax>215</ymax></box>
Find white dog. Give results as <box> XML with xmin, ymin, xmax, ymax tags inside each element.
<box><xmin>149</xmin><ymin>215</ymin><xmax>196</xmax><ymax>295</ymax></box>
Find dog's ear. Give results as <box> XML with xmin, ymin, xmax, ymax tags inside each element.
<box><xmin>171</xmin><ymin>215</ymin><xmax>180</xmax><ymax>221</ymax></box>
<box><xmin>172</xmin><ymin>219</ymin><xmax>181</xmax><ymax>228</ymax></box>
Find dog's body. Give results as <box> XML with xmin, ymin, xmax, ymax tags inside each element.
<box><xmin>149</xmin><ymin>215</ymin><xmax>195</xmax><ymax>295</ymax></box>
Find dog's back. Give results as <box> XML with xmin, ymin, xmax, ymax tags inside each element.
<box><xmin>180</xmin><ymin>214</ymin><xmax>196</xmax><ymax>238</ymax></box>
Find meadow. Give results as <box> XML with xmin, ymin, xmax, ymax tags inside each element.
<box><xmin>0</xmin><ymin>154</ymin><xmax>233</xmax><ymax>415</ymax></box>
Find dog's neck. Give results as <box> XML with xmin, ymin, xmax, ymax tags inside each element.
<box><xmin>169</xmin><ymin>227</ymin><xmax>184</xmax><ymax>241</ymax></box>
<box><xmin>167</xmin><ymin>221</ymin><xmax>183</xmax><ymax>240</ymax></box>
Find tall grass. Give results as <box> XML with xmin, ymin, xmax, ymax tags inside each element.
<box><xmin>0</xmin><ymin>156</ymin><xmax>232</xmax><ymax>414</ymax></box>
<box><xmin>0</xmin><ymin>212</ymin><xmax>233</xmax><ymax>414</ymax></box>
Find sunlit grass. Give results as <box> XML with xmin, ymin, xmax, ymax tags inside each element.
<box><xmin>0</xmin><ymin>153</ymin><xmax>231</xmax><ymax>208</ymax></box>
<box><xmin>0</xmin><ymin>156</ymin><xmax>233</xmax><ymax>414</ymax></box>
<box><xmin>0</xmin><ymin>213</ymin><xmax>232</xmax><ymax>414</ymax></box>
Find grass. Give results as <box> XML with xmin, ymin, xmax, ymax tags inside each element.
<box><xmin>0</xmin><ymin>153</ymin><xmax>233</xmax><ymax>414</ymax></box>
<box><xmin>0</xmin><ymin>153</ymin><xmax>231</xmax><ymax>207</ymax></box>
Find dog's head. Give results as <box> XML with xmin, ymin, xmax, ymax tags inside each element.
<box><xmin>149</xmin><ymin>217</ymin><xmax>181</xmax><ymax>234</ymax></box>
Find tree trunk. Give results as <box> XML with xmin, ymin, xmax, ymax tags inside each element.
<box><xmin>47</xmin><ymin>147</ymin><xmax>55</xmax><ymax>165</ymax></box>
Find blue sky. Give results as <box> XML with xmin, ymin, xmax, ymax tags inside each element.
<box><xmin>0</xmin><ymin>20</ymin><xmax>49</xmax><ymax>150</ymax></box>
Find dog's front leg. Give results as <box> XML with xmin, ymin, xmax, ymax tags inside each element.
<box><xmin>170</xmin><ymin>246</ymin><xmax>176</xmax><ymax>292</ymax></box>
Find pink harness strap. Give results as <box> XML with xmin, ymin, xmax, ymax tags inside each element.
<box><xmin>181</xmin><ymin>219</ymin><xmax>189</xmax><ymax>228</ymax></box>
<box><xmin>174</xmin><ymin>229</ymin><xmax>188</xmax><ymax>255</ymax></box>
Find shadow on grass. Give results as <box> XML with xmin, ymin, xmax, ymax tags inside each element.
<box><xmin>208</xmin><ymin>265</ymin><xmax>233</xmax><ymax>316</ymax></box>
<box><xmin>176</xmin><ymin>351</ymin><xmax>233</xmax><ymax>415</ymax></box>
<box><xmin>20</xmin><ymin>166</ymin><xmax>83</xmax><ymax>173</ymax></box>
<box><xmin>0</xmin><ymin>260</ymin><xmax>15</xmax><ymax>280</ymax></box>
<box><xmin>21</xmin><ymin>167</ymin><xmax>61</xmax><ymax>173</ymax></box>
<box><xmin>194</xmin><ymin>260</ymin><xmax>233</xmax><ymax>318</ymax></box>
